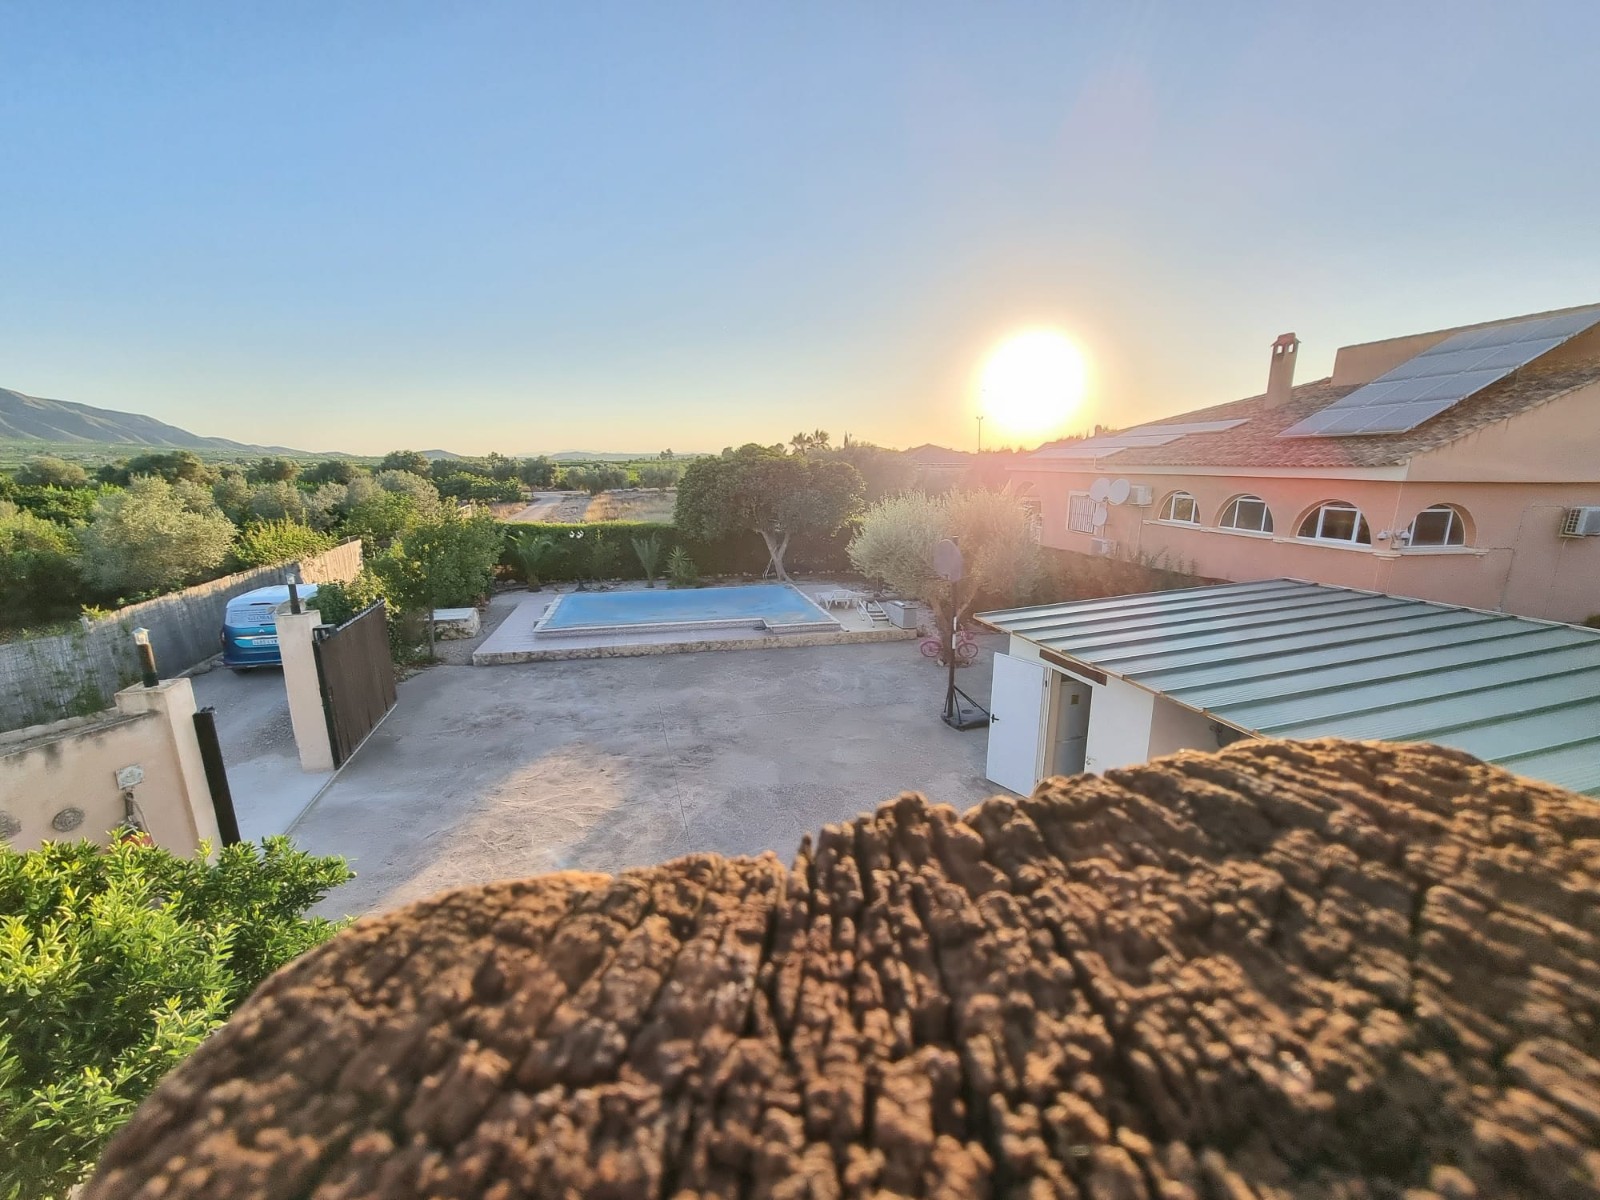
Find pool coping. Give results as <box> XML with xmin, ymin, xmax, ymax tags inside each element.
<box><xmin>531</xmin><ymin>583</ymin><xmax>842</xmax><ymax>639</ymax></box>
<box><xmin>473</xmin><ymin>624</ymin><xmax>918</xmax><ymax>665</ymax></box>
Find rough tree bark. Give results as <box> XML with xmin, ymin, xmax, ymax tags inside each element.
<box><xmin>86</xmin><ymin>739</ymin><xmax>1600</xmax><ymax>1200</ymax></box>
<box><xmin>758</xmin><ymin>527</ymin><xmax>791</xmax><ymax>581</ymax></box>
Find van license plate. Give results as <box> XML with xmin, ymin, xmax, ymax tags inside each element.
<box><xmin>255</xmin><ymin>637</ymin><xmax>278</xmax><ymax>647</ymax></box>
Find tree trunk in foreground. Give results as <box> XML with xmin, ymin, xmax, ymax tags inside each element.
<box><xmin>86</xmin><ymin>740</ymin><xmax>1600</xmax><ymax>1200</ymax></box>
<box><xmin>758</xmin><ymin>528</ymin><xmax>790</xmax><ymax>581</ymax></box>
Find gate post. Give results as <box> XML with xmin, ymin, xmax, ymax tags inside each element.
<box><xmin>278</xmin><ymin>607</ymin><xmax>335</xmax><ymax>773</ymax></box>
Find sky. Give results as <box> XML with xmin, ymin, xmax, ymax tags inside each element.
<box><xmin>3</xmin><ymin>2</ymin><xmax>1599</xmax><ymax>457</ymax></box>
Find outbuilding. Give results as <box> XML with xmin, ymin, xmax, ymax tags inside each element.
<box><xmin>976</xmin><ymin>578</ymin><xmax>1600</xmax><ymax>797</ymax></box>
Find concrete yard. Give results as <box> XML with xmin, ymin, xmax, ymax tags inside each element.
<box><xmin>292</xmin><ymin>638</ymin><xmax>1002</xmax><ymax>917</ymax></box>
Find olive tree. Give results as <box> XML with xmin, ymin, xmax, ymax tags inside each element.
<box><xmin>15</xmin><ymin>455</ymin><xmax>89</xmax><ymax>489</ymax></box>
<box><xmin>674</xmin><ymin>444</ymin><xmax>864</xmax><ymax>581</ymax></box>
<box><xmin>80</xmin><ymin>476</ymin><xmax>236</xmax><ymax>597</ymax></box>
<box><xmin>849</xmin><ymin>489</ymin><xmax>1040</xmax><ymax>627</ymax></box>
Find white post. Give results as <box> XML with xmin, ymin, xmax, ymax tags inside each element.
<box><xmin>278</xmin><ymin>608</ymin><xmax>335</xmax><ymax>773</ymax></box>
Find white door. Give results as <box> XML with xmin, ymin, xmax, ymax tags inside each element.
<box><xmin>986</xmin><ymin>653</ymin><xmax>1047</xmax><ymax>794</ymax></box>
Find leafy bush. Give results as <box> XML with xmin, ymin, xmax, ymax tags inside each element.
<box><xmin>210</xmin><ymin>473</ymin><xmax>252</xmax><ymax>522</ymax></box>
<box><xmin>9</xmin><ymin>484</ymin><xmax>103</xmax><ymax>527</ymax></box>
<box><xmin>15</xmin><ymin>456</ymin><xmax>89</xmax><ymax>489</ymax></box>
<box><xmin>0</xmin><ymin>504</ymin><xmax>84</xmax><ymax>626</ymax></box>
<box><xmin>378</xmin><ymin>449</ymin><xmax>432</xmax><ymax>476</ymax></box>
<box><xmin>492</xmin><ymin>521</ymin><xmax>856</xmax><ymax>582</ymax></box>
<box><xmin>666</xmin><ymin>545</ymin><xmax>698</xmax><ymax>587</ymax></box>
<box><xmin>516</xmin><ymin>456</ymin><xmax>556</xmax><ymax>488</ymax></box>
<box><xmin>0</xmin><ymin>837</ymin><xmax>351</xmax><ymax>1199</ymax></box>
<box><xmin>79</xmin><ymin>477</ymin><xmax>236</xmax><ymax>599</ymax></box>
<box><xmin>245</xmin><ymin>456</ymin><xmax>299</xmax><ymax>484</ymax></box>
<box><xmin>246</xmin><ymin>480</ymin><xmax>308</xmax><ymax>524</ymax></box>
<box><xmin>561</xmin><ymin>464</ymin><xmax>628</xmax><ymax>494</ymax></box>
<box><xmin>300</xmin><ymin>458</ymin><xmax>362</xmax><ymax>486</ymax></box>
<box><xmin>375</xmin><ymin>506</ymin><xmax>503</xmax><ymax>654</ymax></box>
<box><xmin>232</xmin><ymin>520</ymin><xmax>335</xmax><ymax>568</ymax></box>
<box><xmin>97</xmin><ymin>451</ymin><xmax>214</xmax><ymax>487</ymax></box>
<box><xmin>435</xmin><ymin>474</ymin><xmax>522</xmax><ymax>503</ymax></box>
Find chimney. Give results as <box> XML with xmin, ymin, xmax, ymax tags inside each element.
<box><xmin>1266</xmin><ymin>332</ymin><xmax>1299</xmax><ymax>408</ymax></box>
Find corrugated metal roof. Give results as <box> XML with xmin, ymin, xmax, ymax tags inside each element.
<box><xmin>977</xmin><ymin>579</ymin><xmax>1600</xmax><ymax>797</ymax></box>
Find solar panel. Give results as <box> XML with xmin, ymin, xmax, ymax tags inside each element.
<box><xmin>1278</xmin><ymin>304</ymin><xmax>1600</xmax><ymax>438</ymax></box>
<box><xmin>1033</xmin><ymin>419</ymin><xmax>1247</xmax><ymax>459</ymax></box>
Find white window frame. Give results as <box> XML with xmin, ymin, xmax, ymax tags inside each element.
<box><xmin>1218</xmin><ymin>495</ymin><xmax>1273</xmax><ymax>534</ymax></box>
<box><xmin>1297</xmin><ymin>501</ymin><xmax>1371</xmax><ymax>545</ymax></box>
<box><xmin>1067</xmin><ymin>491</ymin><xmax>1096</xmax><ymax>534</ymax></box>
<box><xmin>1157</xmin><ymin>490</ymin><xmax>1200</xmax><ymax>525</ymax></box>
<box><xmin>1401</xmin><ymin>504</ymin><xmax>1467</xmax><ymax>548</ymax></box>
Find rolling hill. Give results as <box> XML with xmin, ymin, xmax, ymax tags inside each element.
<box><xmin>0</xmin><ymin>386</ymin><xmax>309</xmax><ymax>454</ymax></box>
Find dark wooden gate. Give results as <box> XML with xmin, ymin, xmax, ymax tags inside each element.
<box><xmin>313</xmin><ymin>602</ymin><xmax>397</xmax><ymax>767</ymax></box>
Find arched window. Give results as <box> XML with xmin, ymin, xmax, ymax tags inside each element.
<box><xmin>1297</xmin><ymin>501</ymin><xmax>1371</xmax><ymax>545</ymax></box>
<box><xmin>1158</xmin><ymin>490</ymin><xmax>1199</xmax><ymax>524</ymax></box>
<box><xmin>1218</xmin><ymin>495</ymin><xmax>1274</xmax><ymax>534</ymax></box>
<box><xmin>1402</xmin><ymin>503</ymin><xmax>1469</xmax><ymax>547</ymax></box>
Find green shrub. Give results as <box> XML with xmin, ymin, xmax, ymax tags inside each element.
<box><xmin>0</xmin><ymin>505</ymin><xmax>84</xmax><ymax>627</ymax></box>
<box><xmin>10</xmin><ymin>484</ymin><xmax>103</xmax><ymax>527</ymax></box>
<box><xmin>79</xmin><ymin>477</ymin><xmax>236</xmax><ymax>601</ymax></box>
<box><xmin>15</xmin><ymin>456</ymin><xmax>89</xmax><ymax>489</ymax></box>
<box><xmin>435</xmin><ymin>474</ymin><xmax>522</xmax><ymax>503</ymax></box>
<box><xmin>666</xmin><ymin>545</ymin><xmax>698</xmax><ymax>587</ymax></box>
<box><xmin>492</xmin><ymin>521</ymin><xmax>854</xmax><ymax>583</ymax></box>
<box><xmin>232</xmin><ymin>520</ymin><xmax>335</xmax><ymax>568</ymax></box>
<box><xmin>0</xmin><ymin>837</ymin><xmax>351</xmax><ymax>1199</ymax></box>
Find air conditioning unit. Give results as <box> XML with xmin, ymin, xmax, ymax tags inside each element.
<box><xmin>1560</xmin><ymin>506</ymin><xmax>1600</xmax><ymax>537</ymax></box>
<box><xmin>1089</xmin><ymin>538</ymin><xmax>1117</xmax><ymax>557</ymax></box>
<box><xmin>1126</xmin><ymin>485</ymin><xmax>1153</xmax><ymax>507</ymax></box>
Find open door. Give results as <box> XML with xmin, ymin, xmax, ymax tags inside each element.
<box><xmin>985</xmin><ymin>652</ymin><xmax>1047</xmax><ymax>795</ymax></box>
<box><xmin>1046</xmin><ymin>672</ymin><xmax>1092</xmax><ymax>777</ymax></box>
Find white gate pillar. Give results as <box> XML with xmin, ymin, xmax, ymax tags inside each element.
<box><xmin>278</xmin><ymin>608</ymin><xmax>334</xmax><ymax>773</ymax></box>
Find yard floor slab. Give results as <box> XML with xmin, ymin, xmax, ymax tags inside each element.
<box><xmin>291</xmin><ymin>638</ymin><xmax>1002</xmax><ymax>917</ymax></box>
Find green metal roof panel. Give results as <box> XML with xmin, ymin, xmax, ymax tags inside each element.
<box><xmin>978</xmin><ymin>580</ymin><xmax>1600</xmax><ymax>796</ymax></box>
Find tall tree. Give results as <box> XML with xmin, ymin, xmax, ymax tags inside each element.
<box><xmin>376</xmin><ymin>506</ymin><xmax>503</xmax><ymax>657</ymax></box>
<box><xmin>379</xmin><ymin>449</ymin><xmax>432</xmax><ymax>477</ymax></box>
<box><xmin>674</xmin><ymin>444</ymin><xmax>864</xmax><ymax>581</ymax></box>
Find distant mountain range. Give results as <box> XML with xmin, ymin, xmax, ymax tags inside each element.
<box><xmin>0</xmin><ymin>386</ymin><xmax>310</xmax><ymax>455</ymax></box>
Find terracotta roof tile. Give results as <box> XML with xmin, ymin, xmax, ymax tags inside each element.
<box><xmin>1051</xmin><ymin>360</ymin><xmax>1600</xmax><ymax>470</ymax></box>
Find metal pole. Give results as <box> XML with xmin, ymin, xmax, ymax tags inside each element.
<box><xmin>192</xmin><ymin>707</ymin><xmax>241</xmax><ymax>846</ymax></box>
<box><xmin>976</xmin><ymin>415</ymin><xmax>984</xmax><ymax>453</ymax></box>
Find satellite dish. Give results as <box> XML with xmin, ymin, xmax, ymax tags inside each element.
<box><xmin>1108</xmin><ymin>478</ymin><xmax>1132</xmax><ymax>505</ymax></box>
<box><xmin>1089</xmin><ymin>478</ymin><xmax>1111</xmax><ymax>502</ymax></box>
<box><xmin>932</xmin><ymin>538</ymin><xmax>964</xmax><ymax>582</ymax></box>
<box><xmin>1092</xmin><ymin>503</ymin><xmax>1110</xmax><ymax>527</ymax></box>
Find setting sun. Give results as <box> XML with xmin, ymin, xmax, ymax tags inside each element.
<box><xmin>979</xmin><ymin>329</ymin><xmax>1088</xmax><ymax>442</ymax></box>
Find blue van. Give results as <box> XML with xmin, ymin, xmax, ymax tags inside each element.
<box><xmin>221</xmin><ymin>584</ymin><xmax>320</xmax><ymax>670</ymax></box>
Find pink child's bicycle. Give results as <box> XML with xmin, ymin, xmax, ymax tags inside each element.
<box><xmin>920</xmin><ymin>627</ymin><xmax>979</xmax><ymax>665</ymax></box>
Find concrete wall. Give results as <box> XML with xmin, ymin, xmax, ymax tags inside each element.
<box><xmin>0</xmin><ymin>678</ymin><xmax>222</xmax><ymax>855</ymax></box>
<box><xmin>0</xmin><ymin>540</ymin><xmax>362</xmax><ymax>733</ymax></box>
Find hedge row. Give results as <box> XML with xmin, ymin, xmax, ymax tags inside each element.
<box><xmin>496</xmin><ymin>521</ymin><xmax>857</xmax><ymax>583</ymax></box>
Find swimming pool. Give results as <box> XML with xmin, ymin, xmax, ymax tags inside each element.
<box><xmin>536</xmin><ymin>583</ymin><xmax>839</xmax><ymax>637</ymax></box>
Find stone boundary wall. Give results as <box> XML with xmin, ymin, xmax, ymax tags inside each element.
<box><xmin>0</xmin><ymin>540</ymin><xmax>362</xmax><ymax>731</ymax></box>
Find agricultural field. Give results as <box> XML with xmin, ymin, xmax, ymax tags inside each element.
<box><xmin>506</xmin><ymin>488</ymin><xmax>676</xmax><ymax>524</ymax></box>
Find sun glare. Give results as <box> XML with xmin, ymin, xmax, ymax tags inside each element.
<box><xmin>979</xmin><ymin>329</ymin><xmax>1087</xmax><ymax>442</ymax></box>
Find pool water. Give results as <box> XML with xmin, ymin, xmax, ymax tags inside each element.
<box><xmin>538</xmin><ymin>583</ymin><xmax>836</xmax><ymax>633</ymax></box>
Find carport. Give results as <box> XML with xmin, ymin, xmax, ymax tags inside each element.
<box><xmin>975</xmin><ymin>578</ymin><xmax>1600</xmax><ymax>797</ymax></box>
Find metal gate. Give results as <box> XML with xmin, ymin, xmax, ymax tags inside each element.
<box><xmin>312</xmin><ymin>602</ymin><xmax>397</xmax><ymax>767</ymax></box>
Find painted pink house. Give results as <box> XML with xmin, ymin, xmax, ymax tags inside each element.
<box><xmin>1012</xmin><ymin>303</ymin><xmax>1600</xmax><ymax>625</ymax></box>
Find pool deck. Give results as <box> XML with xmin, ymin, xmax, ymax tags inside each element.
<box><xmin>473</xmin><ymin>581</ymin><xmax>918</xmax><ymax>665</ymax></box>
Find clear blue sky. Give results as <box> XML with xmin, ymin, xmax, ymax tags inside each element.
<box><xmin>3</xmin><ymin>2</ymin><xmax>1597</xmax><ymax>456</ymax></box>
